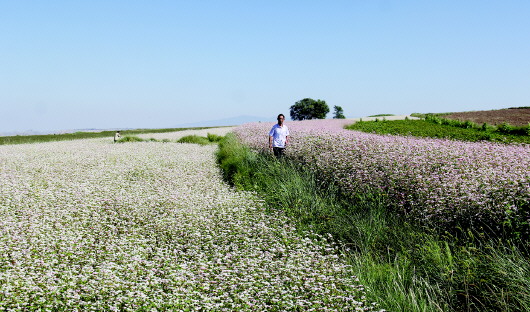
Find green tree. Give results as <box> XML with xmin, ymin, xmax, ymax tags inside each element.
<box><xmin>290</xmin><ymin>98</ymin><xmax>329</xmax><ymax>121</ymax></box>
<box><xmin>333</xmin><ymin>105</ymin><xmax>345</xmax><ymax>119</ymax></box>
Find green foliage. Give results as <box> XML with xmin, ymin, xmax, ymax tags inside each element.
<box><xmin>206</xmin><ymin>133</ymin><xmax>223</xmax><ymax>142</ymax></box>
<box><xmin>333</xmin><ymin>105</ymin><xmax>346</xmax><ymax>119</ymax></box>
<box><xmin>117</xmin><ymin>136</ymin><xmax>147</xmax><ymax>143</ymax></box>
<box><xmin>347</xmin><ymin>119</ymin><xmax>530</xmax><ymax>144</ymax></box>
<box><xmin>177</xmin><ymin>133</ymin><xmax>225</xmax><ymax>145</ymax></box>
<box><xmin>496</xmin><ymin>122</ymin><xmax>512</xmax><ymax>133</ymax></box>
<box><xmin>117</xmin><ymin>136</ymin><xmax>173</xmax><ymax>143</ymax></box>
<box><xmin>177</xmin><ymin>135</ymin><xmax>212</xmax><ymax>145</ymax></box>
<box><xmin>290</xmin><ymin>98</ymin><xmax>329</xmax><ymax>121</ymax></box>
<box><xmin>216</xmin><ymin>133</ymin><xmax>530</xmax><ymax>311</ymax></box>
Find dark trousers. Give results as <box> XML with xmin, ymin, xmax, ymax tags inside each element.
<box><xmin>273</xmin><ymin>147</ymin><xmax>285</xmax><ymax>158</ymax></box>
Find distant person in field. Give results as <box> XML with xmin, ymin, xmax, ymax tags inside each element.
<box><xmin>269</xmin><ymin>114</ymin><xmax>289</xmax><ymax>158</ymax></box>
<box><xmin>114</xmin><ymin>131</ymin><xmax>121</xmax><ymax>143</ymax></box>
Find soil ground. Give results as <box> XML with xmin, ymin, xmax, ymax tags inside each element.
<box><xmin>442</xmin><ymin>107</ymin><xmax>530</xmax><ymax>127</ymax></box>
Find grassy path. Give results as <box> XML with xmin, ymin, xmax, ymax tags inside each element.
<box><xmin>0</xmin><ymin>130</ymin><xmax>372</xmax><ymax>311</ymax></box>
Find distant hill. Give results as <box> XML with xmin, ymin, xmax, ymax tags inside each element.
<box><xmin>174</xmin><ymin>115</ymin><xmax>273</xmax><ymax>128</ymax></box>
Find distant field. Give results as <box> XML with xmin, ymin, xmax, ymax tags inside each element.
<box><xmin>441</xmin><ymin>107</ymin><xmax>530</xmax><ymax>126</ymax></box>
<box><xmin>0</xmin><ymin>126</ymin><xmax>223</xmax><ymax>145</ymax></box>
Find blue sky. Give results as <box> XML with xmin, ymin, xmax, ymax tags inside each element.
<box><xmin>1</xmin><ymin>1</ymin><xmax>529</xmax><ymax>133</ymax></box>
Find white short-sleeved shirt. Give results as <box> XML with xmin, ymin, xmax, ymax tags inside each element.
<box><xmin>269</xmin><ymin>124</ymin><xmax>289</xmax><ymax>148</ymax></box>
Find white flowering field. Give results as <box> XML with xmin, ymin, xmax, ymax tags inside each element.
<box><xmin>0</xmin><ymin>131</ymin><xmax>371</xmax><ymax>311</ymax></box>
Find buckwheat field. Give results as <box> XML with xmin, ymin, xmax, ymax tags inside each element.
<box><xmin>0</xmin><ymin>129</ymin><xmax>372</xmax><ymax>311</ymax></box>
<box><xmin>235</xmin><ymin>119</ymin><xmax>530</xmax><ymax>234</ymax></box>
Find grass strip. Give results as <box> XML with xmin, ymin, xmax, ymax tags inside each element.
<box><xmin>216</xmin><ymin>132</ymin><xmax>530</xmax><ymax>312</ymax></box>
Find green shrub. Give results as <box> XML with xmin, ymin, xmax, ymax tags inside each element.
<box><xmin>117</xmin><ymin>136</ymin><xmax>146</xmax><ymax>143</ymax></box>
<box><xmin>463</xmin><ymin>120</ymin><xmax>474</xmax><ymax>129</ymax></box>
<box><xmin>206</xmin><ymin>133</ymin><xmax>223</xmax><ymax>142</ymax></box>
<box><xmin>497</xmin><ymin>122</ymin><xmax>514</xmax><ymax>134</ymax></box>
<box><xmin>177</xmin><ymin>135</ymin><xmax>212</xmax><ymax>145</ymax></box>
<box><xmin>177</xmin><ymin>134</ymin><xmax>224</xmax><ymax>145</ymax></box>
<box><xmin>497</xmin><ymin>124</ymin><xmax>530</xmax><ymax>136</ymax></box>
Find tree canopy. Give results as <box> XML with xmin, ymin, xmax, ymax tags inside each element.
<box><xmin>289</xmin><ymin>98</ymin><xmax>329</xmax><ymax>121</ymax></box>
<box><xmin>333</xmin><ymin>105</ymin><xmax>346</xmax><ymax>119</ymax></box>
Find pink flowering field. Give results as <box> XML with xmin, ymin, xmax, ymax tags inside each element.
<box><xmin>235</xmin><ymin>119</ymin><xmax>530</xmax><ymax>234</ymax></box>
<box><xmin>0</xmin><ymin>135</ymin><xmax>373</xmax><ymax>311</ymax></box>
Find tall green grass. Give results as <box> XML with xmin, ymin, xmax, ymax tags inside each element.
<box><xmin>177</xmin><ymin>133</ymin><xmax>224</xmax><ymax>145</ymax></box>
<box><xmin>216</xmin><ymin>133</ymin><xmax>530</xmax><ymax>311</ymax></box>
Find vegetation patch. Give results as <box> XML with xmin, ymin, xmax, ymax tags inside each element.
<box><xmin>113</xmin><ymin>133</ymin><xmax>224</xmax><ymax>145</ymax></box>
<box><xmin>347</xmin><ymin>118</ymin><xmax>530</xmax><ymax>144</ymax></box>
<box><xmin>177</xmin><ymin>134</ymin><xmax>223</xmax><ymax>145</ymax></box>
<box><xmin>116</xmin><ymin>135</ymin><xmax>151</xmax><ymax>143</ymax></box>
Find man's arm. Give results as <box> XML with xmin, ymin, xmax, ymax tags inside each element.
<box><xmin>269</xmin><ymin>136</ymin><xmax>273</xmax><ymax>149</ymax></box>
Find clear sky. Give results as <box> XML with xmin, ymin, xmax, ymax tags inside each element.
<box><xmin>1</xmin><ymin>1</ymin><xmax>529</xmax><ymax>133</ymax></box>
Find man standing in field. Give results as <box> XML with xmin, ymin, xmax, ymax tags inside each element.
<box><xmin>269</xmin><ymin>114</ymin><xmax>289</xmax><ymax>158</ymax></box>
